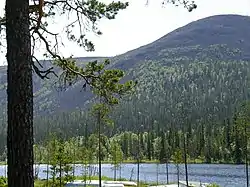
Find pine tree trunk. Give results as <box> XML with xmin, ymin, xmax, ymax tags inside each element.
<box><xmin>165</xmin><ymin>162</ymin><xmax>169</xmax><ymax>184</ymax></box>
<box><xmin>245</xmin><ymin>125</ymin><xmax>249</xmax><ymax>187</ymax></box>
<box><xmin>5</xmin><ymin>0</ymin><xmax>34</xmax><ymax>186</ymax></box>
<box><xmin>184</xmin><ymin>135</ymin><xmax>189</xmax><ymax>187</ymax></box>
<box><xmin>177</xmin><ymin>164</ymin><xmax>179</xmax><ymax>187</ymax></box>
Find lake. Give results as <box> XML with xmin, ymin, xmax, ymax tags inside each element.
<box><xmin>0</xmin><ymin>163</ymin><xmax>248</xmax><ymax>186</ymax></box>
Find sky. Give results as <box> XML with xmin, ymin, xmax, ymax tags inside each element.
<box><xmin>0</xmin><ymin>0</ymin><xmax>250</xmax><ymax>65</ymax></box>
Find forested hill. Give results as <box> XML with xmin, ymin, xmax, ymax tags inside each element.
<box><xmin>1</xmin><ymin>14</ymin><xmax>250</xmax><ymax>145</ymax></box>
<box><xmin>110</xmin><ymin>14</ymin><xmax>250</xmax><ymax>70</ymax></box>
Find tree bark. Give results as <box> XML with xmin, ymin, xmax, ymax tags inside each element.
<box><xmin>184</xmin><ymin>135</ymin><xmax>189</xmax><ymax>187</ymax></box>
<box><xmin>5</xmin><ymin>0</ymin><xmax>34</xmax><ymax>186</ymax></box>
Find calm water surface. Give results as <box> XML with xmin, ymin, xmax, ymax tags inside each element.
<box><xmin>0</xmin><ymin>163</ymin><xmax>248</xmax><ymax>187</ymax></box>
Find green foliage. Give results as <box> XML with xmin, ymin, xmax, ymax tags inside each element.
<box><xmin>236</xmin><ymin>101</ymin><xmax>250</xmax><ymax>132</ymax></box>
<box><xmin>109</xmin><ymin>139</ymin><xmax>123</xmax><ymax>180</ymax></box>
<box><xmin>172</xmin><ymin>149</ymin><xmax>183</xmax><ymax>164</ymax></box>
<box><xmin>54</xmin><ymin>58</ymin><xmax>136</xmax><ymax>128</ymax></box>
<box><xmin>88</xmin><ymin>62</ymin><xmax>136</xmax><ymax>184</ymax></box>
<box><xmin>44</xmin><ymin>134</ymin><xmax>74</xmax><ymax>186</ymax></box>
<box><xmin>22</xmin><ymin>106</ymin><xmax>246</xmax><ymax>165</ymax></box>
<box><xmin>110</xmin><ymin>139</ymin><xmax>123</xmax><ymax>166</ymax></box>
<box><xmin>4</xmin><ymin>109</ymin><xmax>246</xmax><ymax>167</ymax></box>
<box><xmin>0</xmin><ymin>177</ymin><xmax>7</xmax><ymax>187</ymax></box>
<box><xmin>89</xmin><ymin>60</ymin><xmax>136</xmax><ymax>119</ymax></box>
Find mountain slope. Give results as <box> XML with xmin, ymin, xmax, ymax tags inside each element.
<box><xmin>0</xmin><ymin>56</ymin><xmax>109</xmax><ymax>116</ymax></box>
<box><xmin>0</xmin><ymin>14</ymin><xmax>250</xmax><ymax>122</ymax></box>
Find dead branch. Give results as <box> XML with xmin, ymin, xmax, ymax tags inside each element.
<box><xmin>32</xmin><ymin>55</ymin><xmax>57</xmax><ymax>79</ymax></box>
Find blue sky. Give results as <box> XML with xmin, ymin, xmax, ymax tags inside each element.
<box><xmin>0</xmin><ymin>0</ymin><xmax>250</xmax><ymax>65</ymax></box>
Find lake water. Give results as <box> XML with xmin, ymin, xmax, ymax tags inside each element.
<box><xmin>0</xmin><ymin>163</ymin><xmax>248</xmax><ymax>187</ymax></box>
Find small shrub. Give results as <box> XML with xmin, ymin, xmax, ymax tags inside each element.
<box><xmin>0</xmin><ymin>177</ymin><xmax>7</xmax><ymax>187</ymax></box>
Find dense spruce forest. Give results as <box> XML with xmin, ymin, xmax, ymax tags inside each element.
<box><xmin>27</xmin><ymin>111</ymin><xmax>249</xmax><ymax>166</ymax></box>
<box><xmin>0</xmin><ymin>14</ymin><xmax>250</xmax><ymax>165</ymax></box>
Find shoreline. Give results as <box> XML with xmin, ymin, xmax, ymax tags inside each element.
<box><xmin>0</xmin><ymin>159</ymin><xmax>241</xmax><ymax>166</ymax></box>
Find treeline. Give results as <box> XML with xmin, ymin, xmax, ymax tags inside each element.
<box><xmin>35</xmin><ymin>119</ymin><xmax>248</xmax><ymax>165</ymax></box>
<box><xmin>0</xmin><ymin>109</ymin><xmax>246</xmax><ymax>165</ymax></box>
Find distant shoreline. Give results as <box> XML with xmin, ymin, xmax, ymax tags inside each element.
<box><xmin>0</xmin><ymin>159</ymin><xmax>242</xmax><ymax>166</ymax></box>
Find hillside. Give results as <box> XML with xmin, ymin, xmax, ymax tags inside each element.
<box><xmin>0</xmin><ymin>14</ymin><xmax>250</xmax><ymax>145</ymax></box>
<box><xmin>0</xmin><ymin>56</ymin><xmax>110</xmax><ymax>116</ymax></box>
<box><xmin>110</xmin><ymin>14</ymin><xmax>250</xmax><ymax>70</ymax></box>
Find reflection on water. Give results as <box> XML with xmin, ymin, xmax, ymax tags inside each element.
<box><xmin>0</xmin><ymin>163</ymin><xmax>248</xmax><ymax>187</ymax></box>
